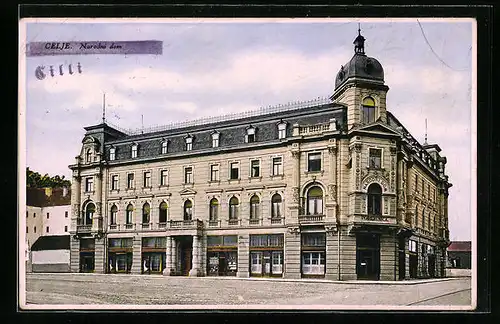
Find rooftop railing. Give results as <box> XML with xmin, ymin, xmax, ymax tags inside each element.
<box><xmin>106</xmin><ymin>97</ymin><xmax>332</xmax><ymax>136</ymax></box>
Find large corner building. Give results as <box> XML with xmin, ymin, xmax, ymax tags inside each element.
<box><xmin>69</xmin><ymin>32</ymin><xmax>451</xmax><ymax>280</ymax></box>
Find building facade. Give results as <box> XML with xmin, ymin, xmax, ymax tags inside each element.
<box><xmin>68</xmin><ymin>32</ymin><xmax>451</xmax><ymax>280</ymax></box>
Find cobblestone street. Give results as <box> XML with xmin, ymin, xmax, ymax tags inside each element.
<box><xmin>23</xmin><ymin>273</ymin><xmax>472</xmax><ymax>309</ymax></box>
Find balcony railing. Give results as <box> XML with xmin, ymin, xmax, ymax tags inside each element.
<box><xmin>270</xmin><ymin>217</ymin><xmax>284</xmax><ymax>225</ymax></box>
<box><xmin>124</xmin><ymin>224</ymin><xmax>135</xmax><ymax>230</ymax></box>
<box><xmin>158</xmin><ymin>222</ymin><xmax>167</xmax><ymax>229</ymax></box>
<box><xmin>228</xmin><ymin>219</ymin><xmax>241</xmax><ymax>226</ymax></box>
<box><xmin>249</xmin><ymin>218</ymin><xmax>262</xmax><ymax>226</ymax></box>
<box><xmin>208</xmin><ymin>220</ymin><xmax>221</xmax><ymax>228</ymax></box>
<box><xmin>298</xmin><ymin>214</ymin><xmax>325</xmax><ymax>223</ymax></box>
<box><xmin>76</xmin><ymin>224</ymin><xmax>92</xmax><ymax>232</ymax></box>
<box><xmin>168</xmin><ymin>219</ymin><xmax>204</xmax><ymax>230</ymax></box>
<box><xmin>141</xmin><ymin>223</ymin><xmax>151</xmax><ymax>229</ymax></box>
<box><xmin>293</xmin><ymin>122</ymin><xmax>334</xmax><ymax>137</ymax></box>
<box><xmin>109</xmin><ymin>224</ymin><xmax>119</xmax><ymax>231</ymax></box>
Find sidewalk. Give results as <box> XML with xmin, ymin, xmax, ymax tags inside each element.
<box><xmin>28</xmin><ymin>272</ymin><xmax>464</xmax><ymax>285</ymax></box>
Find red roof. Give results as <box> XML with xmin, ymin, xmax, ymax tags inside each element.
<box><xmin>447</xmin><ymin>241</ymin><xmax>471</xmax><ymax>252</ymax></box>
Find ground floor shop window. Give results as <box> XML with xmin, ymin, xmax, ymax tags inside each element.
<box><xmin>207</xmin><ymin>251</ymin><xmax>237</xmax><ymax>276</ymax></box>
<box><xmin>249</xmin><ymin>234</ymin><xmax>284</xmax><ymax>277</ymax></box>
<box><xmin>142</xmin><ymin>252</ymin><xmax>166</xmax><ymax>274</ymax></box>
<box><xmin>109</xmin><ymin>252</ymin><xmax>133</xmax><ymax>273</ymax></box>
<box><xmin>302</xmin><ymin>252</ymin><xmax>325</xmax><ymax>275</ymax></box>
<box><xmin>356</xmin><ymin>233</ymin><xmax>380</xmax><ymax>280</ymax></box>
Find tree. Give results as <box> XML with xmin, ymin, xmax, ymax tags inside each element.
<box><xmin>26</xmin><ymin>167</ymin><xmax>71</xmax><ymax>188</ymax></box>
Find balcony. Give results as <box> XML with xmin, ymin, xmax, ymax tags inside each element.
<box><xmin>249</xmin><ymin>218</ymin><xmax>263</xmax><ymax>226</ymax></box>
<box><xmin>293</xmin><ymin>121</ymin><xmax>335</xmax><ymax>137</ymax></box>
<box><xmin>298</xmin><ymin>214</ymin><xmax>325</xmax><ymax>224</ymax></box>
<box><xmin>76</xmin><ymin>224</ymin><xmax>92</xmax><ymax>233</ymax></box>
<box><xmin>168</xmin><ymin>219</ymin><xmax>204</xmax><ymax>230</ymax></box>
<box><xmin>157</xmin><ymin>222</ymin><xmax>167</xmax><ymax>229</ymax></box>
<box><xmin>270</xmin><ymin>217</ymin><xmax>284</xmax><ymax>225</ymax></box>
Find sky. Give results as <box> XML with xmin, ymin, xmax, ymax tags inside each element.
<box><xmin>20</xmin><ymin>18</ymin><xmax>474</xmax><ymax>241</ymax></box>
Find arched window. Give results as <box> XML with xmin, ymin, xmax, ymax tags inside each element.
<box><xmin>362</xmin><ymin>96</ymin><xmax>376</xmax><ymax>124</ymax></box>
<box><xmin>85</xmin><ymin>203</ymin><xmax>95</xmax><ymax>225</ymax></box>
<box><xmin>209</xmin><ymin>198</ymin><xmax>218</xmax><ymax>221</ymax></box>
<box><xmin>271</xmin><ymin>194</ymin><xmax>283</xmax><ymax>218</ymax></box>
<box><xmin>229</xmin><ymin>196</ymin><xmax>239</xmax><ymax>220</ymax></box>
<box><xmin>184</xmin><ymin>200</ymin><xmax>193</xmax><ymax>220</ymax></box>
<box><xmin>110</xmin><ymin>205</ymin><xmax>118</xmax><ymax>225</ymax></box>
<box><xmin>159</xmin><ymin>202</ymin><xmax>168</xmax><ymax>223</ymax></box>
<box><xmin>367</xmin><ymin>183</ymin><xmax>382</xmax><ymax>215</ymax></box>
<box><xmin>250</xmin><ymin>195</ymin><xmax>260</xmax><ymax>219</ymax></box>
<box><xmin>85</xmin><ymin>149</ymin><xmax>92</xmax><ymax>163</ymax></box>
<box><xmin>142</xmin><ymin>203</ymin><xmax>150</xmax><ymax>224</ymax></box>
<box><xmin>126</xmin><ymin>204</ymin><xmax>134</xmax><ymax>224</ymax></box>
<box><xmin>307</xmin><ymin>186</ymin><xmax>323</xmax><ymax>215</ymax></box>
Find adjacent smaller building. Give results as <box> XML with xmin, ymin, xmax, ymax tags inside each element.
<box><xmin>30</xmin><ymin>235</ymin><xmax>71</xmax><ymax>273</ymax></box>
<box><xmin>447</xmin><ymin>241</ymin><xmax>471</xmax><ymax>269</ymax></box>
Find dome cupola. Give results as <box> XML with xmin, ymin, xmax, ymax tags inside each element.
<box><xmin>334</xmin><ymin>28</ymin><xmax>385</xmax><ymax>90</ymax></box>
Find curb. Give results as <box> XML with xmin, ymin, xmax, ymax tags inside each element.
<box><xmin>27</xmin><ymin>273</ymin><xmax>464</xmax><ymax>285</ymax></box>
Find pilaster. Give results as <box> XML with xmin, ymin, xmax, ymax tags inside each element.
<box><xmin>284</xmin><ymin>227</ymin><xmax>301</xmax><ymax>279</ymax></box>
<box><xmin>237</xmin><ymin>234</ymin><xmax>249</xmax><ymax>277</ymax></box>
<box><xmin>131</xmin><ymin>236</ymin><xmax>142</xmax><ymax>274</ymax></box>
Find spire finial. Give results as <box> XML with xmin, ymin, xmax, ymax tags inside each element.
<box><xmin>424</xmin><ymin>118</ymin><xmax>428</xmax><ymax>145</ymax></box>
<box><xmin>353</xmin><ymin>23</ymin><xmax>365</xmax><ymax>55</ymax></box>
<box><xmin>102</xmin><ymin>92</ymin><xmax>106</xmax><ymax>124</ymax></box>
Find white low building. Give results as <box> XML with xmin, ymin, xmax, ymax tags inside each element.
<box><xmin>31</xmin><ymin>235</ymin><xmax>70</xmax><ymax>273</ymax></box>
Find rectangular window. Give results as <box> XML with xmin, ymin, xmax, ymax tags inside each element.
<box><xmin>33</xmin><ymin>213</ymin><xmax>36</xmax><ymax>218</ymax></box>
<box><xmin>184</xmin><ymin>167</ymin><xmax>193</xmax><ymax>184</ymax></box>
<box><xmin>131</xmin><ymin>145</ymin><xmax>138</xmax><ymax>158</ymax></box>
<box><xmin>161</xmin><ymin>142</ymin><xmax>168</xmax><ymax>154</ymax></box>
<box><xmin>109</xmin><ymin>148</ymin><xmax>116</xmax><ymax>161</ymax></box>
<box><xmin>272</xmin><ymin>157</ymin><xmax>283</xmax><ymax>176</ymax></box>
<box><xmin>64</xmin><ymin>226</ymin><xmax>68</xmax><ymax>232</ymax></box>
<box><xmin>230</xmin><ymin>162</ymin><xmax>239</xmax><ymax>180</ymax></box>
<box><xmin>422</xmin><ymin>179</ymin><xmax>425</xmax><ymax>197</ymax></box>
<box><xmin>65</xmin><ymin>211</ymin><xmax>68</xmax><ymax>218</ymax></box>
<box><xmin>26</xmin><ymin>211</ymin><xmax>28</xmax><ymax>218</ymax></box>
<box><xmin>278</xmin><ymin>123</ymin><xmax>287</xmax><ymax>139</ymax></box>
<box><xmin>46</xmin><ymin>226</ymin><xmax>49</xmax><ymax>233</ymax></box>
<box><xmin>415</xmin><ymin>174</ymin><xmax>419</xmax><ymax>192</ymax></box>
<box><xmin>250</xmin><ymin>160</ymin><xmax>260</xmax><ymax>177</ymax></box>
<box><xmin>308</xmin><ymin>152</ymin><xmax>322</xmax><ymax>172</ymax></box>
<box><xmin>160</xmin><ymin>170</ymin><xmax>168</xmax><ymax>186</ymax></box>
<box><xmin>143</xmin><ymin>171</ymin><xmax>151</xmax><ymax>188</ymax></box>
<box><xmin>34</xmin><ymin>226</ymin><xmax>36</xmax><ymax>233</ymax></box>
<box><xmin>85</xmin><ymin>177</ymin><xmax>94</xmax><ymax>192</ymax></box>
<box><xmin>369</xmin><ymin>148</ymin><xmax>382</xmax><ymax>169</ymax></box>
<box><xmin>433</xmin><ymin>188</ymin><xmax>436</xmax><ymax>201</ymax></box>
<box><xmin>46</xmin><ymin>212</ymin><xmax>49</xmax><ymax>219</ymax></box>
<box><xmin>26</xmin><ymin>226</ymin><xmax>28</xmax><ymax>234</ymax></box>
<box><xmin>246</xmin><ymin>128</ymin><xmax>255</xmax><ymax>143</ymax></box>
<box><xmin>127</xmin><ymin>173</ymin><xmax>134</xmax><ymax>189</ymax></box>
<box><xmin>427</xmin><ymin>184</ymin><xmax>431</xmax><ymax>199</ymax></box>
<box><xmin>210</xmin><ymin>164</ymin><xmax>219</xmax><ymax>181</ymax></box>
<box><xmin>111</xmin><ymin>175</ymin><xmax>119</xmax><ymax>190</ymax></box>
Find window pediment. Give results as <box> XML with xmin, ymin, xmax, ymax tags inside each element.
<box><xmin>179</xmin><ymin>188</ymin><xmax>197</xmax><ymax>195</ymax></box>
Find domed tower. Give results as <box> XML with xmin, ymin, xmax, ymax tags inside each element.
<box><xmin>330</xmin><ymin>28</ymin><xmax>389</xmax><ymax>129</ymax></box>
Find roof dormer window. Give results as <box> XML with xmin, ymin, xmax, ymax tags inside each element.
<box><xmin>131</xmin><ymin>144</ymin><xmax>138</xmax><ymax>158</ymax></box>
<box><xmin>161</xmin><ymin>140</ymin><xmax>168</xmax><ymax>154</ymax></box>
<box><xmin>85</xmin><ymin>148</ymin><xmax>92</xmax><ymax>163</ymax></box>
<box><xmin>109</xmin><ymin>147</ymin><xmax>116</xmax><ymax>161</ymax></box>
<box><xmin>185</xmin><ymin>136</ymin><xmax>193</xmax><ymax>151</ymax></box>
<box><xmin>277</xmin><ymin>121</ymin><xmax>287</xmax><ymax>139</ymax></box>
<box><xmin>246</xmin><ymin>126</ymin><xmax>256</xmax><ymax>143</ymax></box>
<box><xmin>212</xmin><ymin>132</ymin><xmax>220</xmax><ymax>148</ymax></box>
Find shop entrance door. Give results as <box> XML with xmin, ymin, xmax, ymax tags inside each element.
<box><xmin>178</xmin><ymin>236</ymin><xmax>193</xmax><ymax>276</ymax></box>
<box><xmin>263</xmin><ymin>253</ymin><xmax>271</xmax><ymax>276</ymax></box>
<box><xmin>409</xmin><ymin>254</ymin><xmax>418</xmax><ymax>278</ymax></box>
<box><xmin>428</xmin><ymin>255</ymin><xmax>436</xmax><ymax>277</ymax></box>
<box><xmin>399</xmin><ymin>251</ymin><xmax>406</xmax><ymax>280</ymax></box>
<box><xmin>80</xmin><ymin>252</ymin><xmax>95</xmax><ymax>273</ymax></box>
<box><xmin>356</xmin><ymin>233</ymin><xmax>380</xmax><ymax>280</ymax></box>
